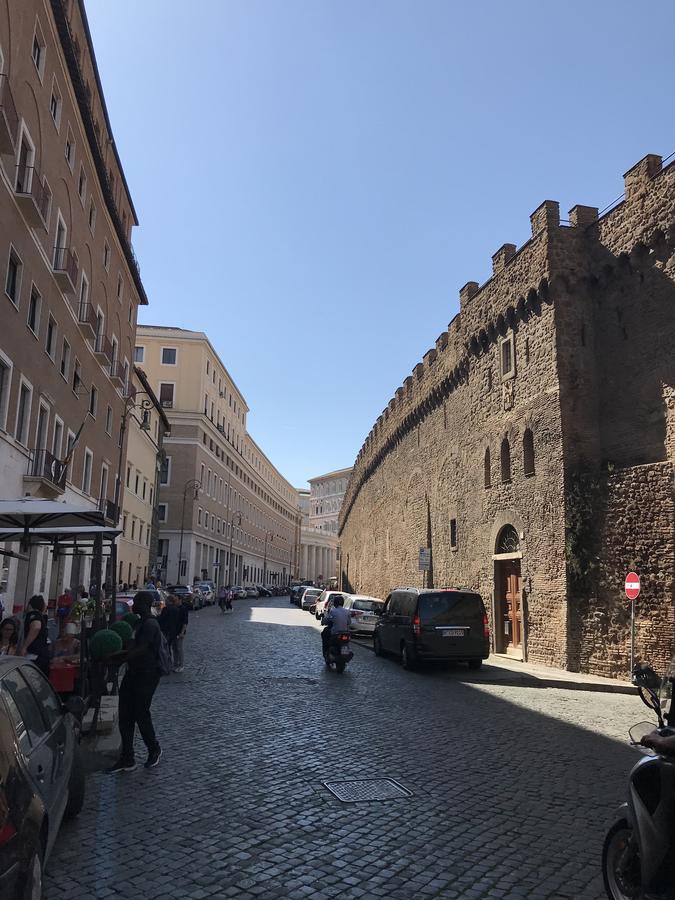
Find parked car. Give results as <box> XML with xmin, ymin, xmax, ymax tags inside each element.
<box><xmin>315</xmin><ymin>590</ymin><xmax>348</xmax><ymax>621</ymax></box>
<box><xmin>289</xmin><ymin>585</ymin><xmax>304</xmax><ymax>605</ymax></box>
<box><xmin>300</xmin><ymin>587</ymin><xmax>323</xmax><ymax>612</ymax></box>
<box><xmin>343</xmin><ymin>595</ymin><xmax>384</xmax><ymax>635</ymax></box>
<box><xmin>245</xmin><ymin>586</ymin><xmax>259</xmax><ymax>598</ymax></box>
<box><xmin>194</xmin><ymin>583</ymin><xmax>214</xmax><ymax>605</ymax></box>
<box><xmin>256</xmin><ymin>586</ymin><xmax>272</xmax><ymax>597</ymax></box>
<box><xmin>232</xmin><ymin>586</ymin><xmax>247</xmax><ymax>600</ymax></box>
<box><xmin>112</xmin><ymin>594</ymin><xmax>135</xmax><ymax>621</ymax></box>
<box><xmin>374</xmin><ymin>587</ymin><xmax>489</xmax><ymax>670</ymax></box>
<box><xmin>165</xmin><ymin>584</ymin><xmax>200</xmax><ymax>610</ymax></box>
<box><xmin>0</xmin><ymin>657</ymin><xmax>85</xmax><ymax>896</ymax></box>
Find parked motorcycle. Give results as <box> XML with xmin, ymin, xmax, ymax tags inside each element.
<box><xmin>602</xmin><ymin>659</ymin><xmax>675</xmax><ymax>900</ymax></box>
<box><xmin>323</xmin><ymin>632</ymin><xmax>353</xmax><ymax>673</ymax></box>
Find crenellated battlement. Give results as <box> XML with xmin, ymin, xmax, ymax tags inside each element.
<box><xmin>342</xmin><ymin>153</ymin><xmax>675</xmax><ymax>533</ymax></box>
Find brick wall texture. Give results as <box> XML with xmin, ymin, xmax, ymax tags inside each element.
<box><xmin>338</xmin><ymin>154</ymin><xmax>675</xmax><ymax>679</ymax></box>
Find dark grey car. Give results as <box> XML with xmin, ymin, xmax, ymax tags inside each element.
<box><xmin>373</xmin><ymin>587</ymin><xmax>490</xmax><ymax>670</ymax></box>
<box><xmin>0</xmin><ymin>658</ymin><xmax>85</xmax><ymax>898</ymax></box>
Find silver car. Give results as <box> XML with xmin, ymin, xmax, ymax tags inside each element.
<box><xmin>300</xmin><ymin>587</ymin><xmax>323</xmax><ymax>611</ymax></box>
<box><xmin>343</xmin><ymin>595</ymin><xmax>384</xmax><ymax>635</ymax></box>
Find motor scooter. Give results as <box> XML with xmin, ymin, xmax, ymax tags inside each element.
<box><xmin>323</xmin><ymin>631</ymin><xmax>353</xmax><ymax>673</ymax></box>
<box><xmin>602</xmin><ymin>659</ymin><xmax>675</xmax><ymax>900</ymax></box>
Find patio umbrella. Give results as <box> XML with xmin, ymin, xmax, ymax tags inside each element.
<box><xmin>0</xmin><ymin>499</ymin><xmax>105</xmax><ymax>549</ymax></box>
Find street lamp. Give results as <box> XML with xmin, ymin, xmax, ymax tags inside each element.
<box><xmin>177</xmin><ymin>479</ymin><xmax>201</xmax><ymax>584</ymax></box>
<box><xmin>263</xmin><ymin>530</ymin><xmax>274</xmax><ymax>586</ymax></box>
<box><xmin>228</xmin><ymin>510</ymin><xmax>242</xmax><ymax>587</ymax></box>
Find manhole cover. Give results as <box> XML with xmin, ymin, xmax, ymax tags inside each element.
<box><xmin>323</xmin><ymin>779</ymin><xmax>412</xmax><ymax>803</ymax></box>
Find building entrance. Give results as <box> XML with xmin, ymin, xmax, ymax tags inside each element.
<box><xmin>494</xmin><ymin>525</ymin><xmax>523</xmax><ymax>655</ymax></box>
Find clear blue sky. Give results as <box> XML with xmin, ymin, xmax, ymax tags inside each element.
<box><xmin>87</xmin><ymin>0</ymin><xmax>675</xmax><ymax>489</ymax></box>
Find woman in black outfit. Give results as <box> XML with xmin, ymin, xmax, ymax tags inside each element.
<box><xmin>21</xmin><ymin>594</ymin><xmax>50</xmax><ymax>676</ymax></box>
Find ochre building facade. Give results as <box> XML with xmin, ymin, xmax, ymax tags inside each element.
<box><xmin>339</xmin><ymin>153</ymin><xmax>675</xmax><ymax>679</ymax></box>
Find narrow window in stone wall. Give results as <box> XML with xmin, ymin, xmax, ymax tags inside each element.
<box><xmin>484</xmin><ymin>448</ymin><xmax>491</xmax><ymax>488</ymax></box>
<box><xmin>449</xmin><ymin>518</ymin><xmax>458</xmax><ymax>550</ymax></box>
<box><xmin>523</xmin><ymin>429</ymin><xmax>535</xmax><ymax>476</ymax></box>
<box><xmin>500</xmin><ymin>438</ymin><xmax>511</xmax><ymax>483</ymax></box>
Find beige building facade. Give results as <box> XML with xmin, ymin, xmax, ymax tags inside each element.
<box><xmin>116</xmin><ymin>367</ymin><xmax>168</xmax><ymax>589</ymax></box>
<box><xmin>298</xmin><ymin>467</ymin><xmax>352</xmax><ymax>583</ymax></box>
<box><xmin>0</xmin><ymin>0</ymin><xmax>146</xmax><ymax>607</ymax></box>
<box><xmin>136</xmin><ymin>326</ymin><xmax>299</xmax><ymax>588</ymax></box>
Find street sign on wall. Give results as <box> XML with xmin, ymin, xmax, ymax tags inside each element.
<box><xmin>419</xmin><ymin>548</ymin><xmax>431</xmax><ymax>571</ymax></box>
<box><xmin>625</xmin><ymin>572</ymin><xmax>640</xmax><ymax>601</ymax></box>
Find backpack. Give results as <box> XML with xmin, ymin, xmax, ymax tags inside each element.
<box><xmin>157</xmin><ymin>630</ymin><xmax>173</xmax><ymax>676</ymax></box>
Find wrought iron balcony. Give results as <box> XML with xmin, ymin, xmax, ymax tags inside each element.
<box><xmin>25</xmin><ymin>449</ymin><xmax>66</xmax><ymax>495</ymax></box>
<box><xmin>76</xmin><ymin>300</ymin><xmax>97</xmax><ymax>337</ymax></box>
<box><xmin>0</xmin><ymin>74</ymin><xmax>18</xmax><ymax>154</ymax></box>
<box><xmin>15</xmin><ymin>164</ymin><xmax>51</xmax><ymax>228</ymax></box>
<box><xmin>53</xmin><ymin>246</ymin><xmax>78</xmax><ymax>294</ymax></box>
<box><xmin>98</xmin><ymin>497</ymin><xmax>119</xmax><ymax>524</ymax></box>
<box><xmin>93</xmin><ymin>332</ymin><xmax>113</xmax><ymax>365</ymax></box>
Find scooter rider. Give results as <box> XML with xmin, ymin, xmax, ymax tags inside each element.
<box><xmin>321</xmin><ymin>595</ymin><xmax>353</xmax><ymax>655</ymax></box>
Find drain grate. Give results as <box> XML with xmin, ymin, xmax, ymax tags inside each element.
<box><xmin>323</xmin><ymin>778</ymin><xmax>412</xmax><ymax>803</ymax></box>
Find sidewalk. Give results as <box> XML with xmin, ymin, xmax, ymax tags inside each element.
<box><xmin>352</xmin><ymin>637</ymin><xmax>635</xmax><ymax>694</ymax></box>
<box><xmin>483</xmin><ymin>654</ymin><xmax>634</xmax><ymax>695</ymax></box>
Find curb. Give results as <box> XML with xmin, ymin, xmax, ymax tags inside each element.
<box><xmin>350</xmin><ymin>637</ymin><xmax>635</xmax><ymax>695</ymax></box>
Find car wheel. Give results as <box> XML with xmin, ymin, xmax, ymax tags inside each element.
<box><xmin>373</xmin><ymin>634</ymin><xmax>383</xmax><ymax>657</ymax></box>
<box><xmin>401</xmin><ymin>643</ymin><xmax>415</xmax><ymax>671</ymax></box>
<box><xmin>64</xmin><ymin>744</ymin><xmax>86</xmax><ymax>819</ymax></box>
<box><xmin>22</xmin><ymin>842</ymin><xmax>43</xmax><ymax>900</ymax></box>
<box><xmin>468</xmin><ymin>659</ymin><xmax>483</xmax><ymax>671</ymax></box>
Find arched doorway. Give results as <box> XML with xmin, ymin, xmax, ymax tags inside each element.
<box><xmin>493</xmin><ymin>525</ymin><xmax>523</xmax><ymax>656</ymax></box>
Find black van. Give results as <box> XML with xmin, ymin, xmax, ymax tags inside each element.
<box><xmin>373</xmin><ymin>587</ymin><xmax>489</xmax><ymax>670</ymax></box>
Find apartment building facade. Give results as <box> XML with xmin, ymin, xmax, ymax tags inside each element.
<box><xmin>298</xmin><ymin>468</ymin><xmax>352</xmax><ymax>583</ymax></box>
<box><xmin>116</xmin><ymin>367</ymin><xmax>169</xmax><ymax>589</ymax></box>
<box><xmin>0</xmin><ymin>0</ymin><xmax>147</xmax><ymax>605</ymax></box>
<box><xmin>136</xmin><ymin>327</ymin><xmax>299</xmax><ymax>588</ymax></box>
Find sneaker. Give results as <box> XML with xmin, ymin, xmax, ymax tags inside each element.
<box><xmin>144</xmin><ymin>747</ymin><xmax>162</xmax><ymax>769</ymax></box>
<box><xmin>107</xmin><ymin>758</ymin><xmax>137</xmax><ymax>774</ymax></box>
<box><xmin>174</xmin><ymin>666</ymin><xmax>184</xmax><ymax>673</ymax></box>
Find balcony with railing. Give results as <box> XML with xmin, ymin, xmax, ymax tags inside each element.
<box><xmin>24</xmin><ymin>449</ymin><xmax>66</xmax><ymax>496</ymax></box>
<box><xmin>0</xmin><ymin>74</ymin><xmax>18</xmax><ymax>155</ymax></box>
<box><xmin>75</xmin><ymin>300</ymin><xmax>97</xmax><ymax>337</ymax></box>
<box><xmin>53</xmin><ymin>246</ymin><xmax>78</xmax><ymax>294</ymax></box>
<box><xmin>15</xmin><ymin>164</ymin><xmax>51</xmax><ymax>228</ymax></box>
<box><xmin>93</xmin><ymin>332</ymin><xmax>113</xmax><ymax>366</ymax></box>
<box><xmin>98</xmin><ymin>497</ymin><xmax>119</xmax><ymax>525</ymax></box>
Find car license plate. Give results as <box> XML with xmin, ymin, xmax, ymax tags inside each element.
<box><xmin>362</xmin><ymin>616</ymin><xmax>376</xmax><ymax>623</ymax></box>
<box><xmin>341</xmin><ymin>645</ymin><xmax>351</xmax><ymax>655</ymax></box>
<box><xmin>443</xmin><ymin>629</ymin><xmax>466</xmax><ymax>637</ymax></box>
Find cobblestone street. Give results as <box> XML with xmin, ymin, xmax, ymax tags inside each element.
<box><xmin>45</xmin><ymin>597</ymin><xmax>645</xmax><ymax>899</ymax></box>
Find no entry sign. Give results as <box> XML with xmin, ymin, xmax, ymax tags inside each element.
<box><xmin>625</xmin><ymin>572</ymin><xmax>640</xmax><ymax>601</ymax></box>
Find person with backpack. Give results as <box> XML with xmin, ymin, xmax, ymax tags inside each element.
<box><xmin>107</xmin><ymin>592</ymin><xmax>164</xmax><ymax>773</ymax></box>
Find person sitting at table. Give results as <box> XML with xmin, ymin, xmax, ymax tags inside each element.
<box><xmin>0</xmin><ymin>618</ymin><xmax>18</xmax><ymax>656</ymax></box>
<box><xmin>51</xmin><ymin>622</ymin><xmax>80</xmax><ymax>663</ymax></box>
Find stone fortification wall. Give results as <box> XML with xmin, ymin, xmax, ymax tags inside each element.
<box><xmin>339</xmin><ymin>153</ymin><xmax>675</xmax><ymax>675</ymax></box>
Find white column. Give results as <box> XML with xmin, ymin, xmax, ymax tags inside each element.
<box><xmin>310</xmin><ymin>545</ymin><xmax>316</xmax><ymax>581</ymax></box>
<box><xmin>322</xmin><ymin>547</ymin><xmax>327</xmax><ymax>580</ymax></box>
<box><xmin>302</xmin><ymin>544</ymin><xmax>308</xmax><ymax>579</ymax></box>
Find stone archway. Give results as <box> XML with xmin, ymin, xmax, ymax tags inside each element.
<box><xmin>493</xmin><ymin>524</ymin><xmax>524</xmax><ymax>657</ymax></box>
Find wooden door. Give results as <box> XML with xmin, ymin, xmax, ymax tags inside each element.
<box><xmin>504</xmin><ymin>562</ymin><xmax>522</xmax><ymax>648</ymax></box>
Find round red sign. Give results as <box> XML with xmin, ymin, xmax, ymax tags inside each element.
<box><xmin>625</xmin><ymin>572</ymin><xmax>640</xmax><ymax>601</ymax></box>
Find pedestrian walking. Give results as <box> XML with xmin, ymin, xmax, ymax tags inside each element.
<box><xmin>217</xmin><ymin>584</ymin><xmax>227</xmax><ymax>612</ymax></box>
<box><xmin>158</xmin><ymin>594</ymin><xmax>180</xmax><ymax>659</ymax></box>
<box><xmin>21</xmin><ymin>595</ymin><xmax>50</xmax><ymax>676</ymax></box>
<box><xmin>107</xmin><ymin>592</ymin><xmax>162</xmax><ymax>773</ymax></box>
<box><xmin>173</xmin><ymin>593</ymin><xmax>188</xmax><ymax>672</ymax></box>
